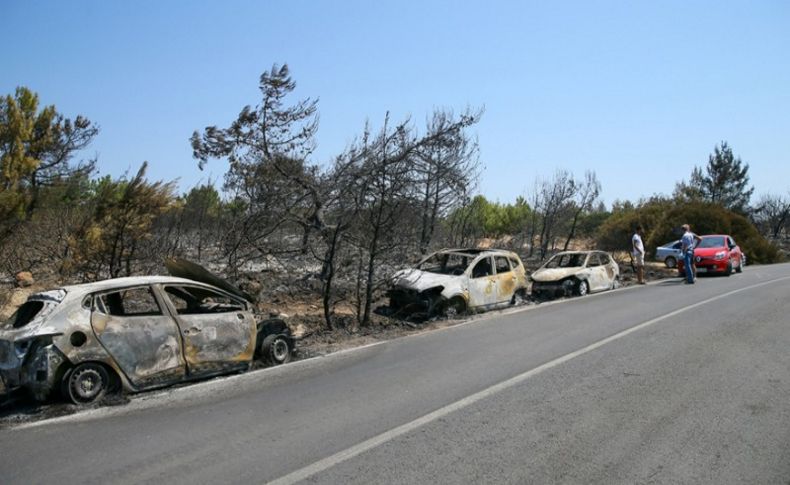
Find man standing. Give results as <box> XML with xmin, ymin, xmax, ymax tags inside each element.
<box><xmin>632</xmin><ymin>225</ymin><xmax>646</xmax><ymax>285</ymax></box>
<box><xmin>680</xmin><ymin>224</ymin><xmax>702</xmax><ymax>284</ymax></box>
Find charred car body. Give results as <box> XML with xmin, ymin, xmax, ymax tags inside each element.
<box><xmin>530</xmin><ymin>250</ymin><xmax>619</xmax><ymax>298</ymax></box>
<box><xmin>0</xmin><ymin>272</ymin><xmax>294</xmax><ymax>404</ymax></box>
<box><xmin>387</xmin><ymin>249</ymin><xmax>529</xmax><ymax>318</ymax></box>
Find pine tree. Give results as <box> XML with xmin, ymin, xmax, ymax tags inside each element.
<box><xmin>679</xmin><ymin>141</ymin><xmax>754</xmax><ymax>213</ymax></box>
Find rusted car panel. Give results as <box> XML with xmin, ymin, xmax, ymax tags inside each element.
<box><xmin>388</xmin><ymin>249</ymin><xmax>529</xmax><ymax>317</ymax></box>
<box><xmin>530</xmin><ymin>251</ymin><xmax>619</xmax><ymax>298</ymax></box>
<box><xmin>0</xmin><ymin>273</ymin><xmax>293</xmax><ymax>404</ymax></box>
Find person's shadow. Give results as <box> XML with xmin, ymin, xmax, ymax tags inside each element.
<box><xmin>656</xmin><ymin>279</ymin><xmax>687</xmax><ymax>286</ymax></box>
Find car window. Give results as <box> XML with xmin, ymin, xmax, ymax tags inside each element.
<box><xmin>672</xmin><ymin>241</ymin><xmax>682</xmax><ymax>250</ymax></box>
<box><xmin>599</xmin><ymin>253</ymin><xmax>612</xmax><ymax>264</ymax></box>
<box><xmin>98</xmin><ymin>287</ymin><xmax>161</xmax><ymax>317</ymax></box>
<box><xmin>495</xmin><ymin>256</ymin><xmax>511</xmax><ymax>274</ymax></box>
<box><xmin>698</xmin><ymin>236</ymin><xmax>726</xmax><ymax>248</ymax></box>
<box><xmin>588</xmin><ymin>254</ymin><xmax>602</xmax><ymax>267</ymax></box>
<box><xmin>508</xmin><ymin>257</ymin><xmax>520</xmax><ymax>270</ymax></box>
<box><xmin>1</xmin><ymin>301</ymin><xmax>45</xmax><ymax>329</ymax></box>
<box><xmin>728</xmin><ymin>237</ymin><xmax>736</xmax><ymax>247</ymax></box>
<box><xmin>417</xmin><ymin>253</ymin><xmax>469</xmax><ymax>275</ymax></box>
<box><xmin>544</xmin><ymin>253</ymin><xmax>586</xmax><ymax>269</ymax></box>
<box><xmin>472</xmin><ymin>257</ymin><xmax>493</xmax><ymax>278</ymax></box>
<box><xmin>164</xmin><ymin>286</ymin><xmax>245</xmax><ymax>314</ymax></box>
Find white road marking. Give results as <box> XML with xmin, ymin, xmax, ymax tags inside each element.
<box><xmin>267</xmin><ymin>275</ymin><xmax>790</xmax><ymax>485</ymax></box>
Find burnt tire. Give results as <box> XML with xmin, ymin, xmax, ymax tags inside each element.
<box><xmin>511</xmin><ymin>289</ymin><xmax>527</xmax><ymax>305</ymax></box>
<box><xmin>443</xmin><ymin>296</ymin><xmax>467</xmax><ymax>318</ymax></box>
<box><xmin>576</xmin><ymin>279</ymin><xmax>589</xmax><ymax>297</ymax></box>
<box><xmin>261</xmin><ymin>334</ymin><xmax>292</xmax><ymax>365</ymax></box>
<box><xmin>65</xmin><ymin>363</ymin><xmax>110</xmax><ymax>405</ymax></box>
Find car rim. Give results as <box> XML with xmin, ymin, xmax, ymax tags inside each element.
<box><xmin>579</xmin><ymin>281</ymin><xmax>588</xmax><ymax>296</ymax></box>
<box><xmin>272</xmin><ymin>338</ymin><xmax>289</xmax><ymax>362</ymax></box>
<box><xmin>69</xmin><ymin>365</ymin><xmax>107</xmax><ymax>403</ymax></box>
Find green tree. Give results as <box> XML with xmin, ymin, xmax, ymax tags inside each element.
<box><xmin>67</xmin><ymin>162</ymin><xmax>176</xmax><ymax>278</ymax></box>
<box><xmin>676</xmin><ymin>141</ymin><xmax>753</xmax><ymax>213</ymax></box>
<box><xmin>596</xmin><ymin>198</ymin><xmax>781</xmax><ymax>264</ymax></box>
<box><xmin>0</xmin><ymin>87</ymin><xmax>97</xmax><ymax>239</ymax></box>
<box><xmin>182</xmin><ymin>184</ymin><xmax>221</xmax><ymax>261</ymax></box>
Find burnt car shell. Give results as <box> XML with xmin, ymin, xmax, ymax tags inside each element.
<box><xmin>530</xmin><ymin>251</ymin><xmax>619</xmax><ymax>298</ymax></box>
<box><xmin>388</xmin><ymin>249</ymin><xmax>529</xmax><ymax>317</ymax></box>
<box><xmin>1</xmin><ymin>266</ymin><xmax>294</xmax><ymax>404</ymax></box>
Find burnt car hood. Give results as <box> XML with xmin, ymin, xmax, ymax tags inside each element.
<box><xmin>391</xmin><ymin>268</ymin><xmax>460</xmax><ymax>292</ymax></box>
<box><xmin>165</xmin><ymin>258</ymin><xmax>256</xmax><ymax>303</ymax></box>
<box><xmin>531</xmin><ymin>267</ymin><xmax>589</xmax><ymax>282</ymax></box>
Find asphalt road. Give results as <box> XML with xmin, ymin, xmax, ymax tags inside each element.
<box><xmin>2</xmin><ymin>264</ymin><xmax>790</xmax><ymax>484</ymax></box>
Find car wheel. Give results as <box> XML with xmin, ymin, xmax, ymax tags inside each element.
<box><xmin>511</xmin><ymin>289</ymin><xmax>527</xmax><ymax>305</ymax></box>
<box><xmin>443</xmin><ymin>296</ymin><xmax>467</xmax><ymax>318</ymax></box>
<box><xmin>725</xmin><ymin>259</ymin><xmax>733</xmax><ymax>276</ymax></box>
<box><xmin>665</xmin><ymin>256</ymin><xmax>677</xmax><ymax>268</ymax></box>
<box><xmin>736</xmin><ymin>257</ymin><xmax>744</xmax><ymax>273</ymax></box>
<box><xmin>65</xmin><ymin>363</ymin><xmax>110</xmax><ymax>405</ymax></box>
<box><xmin>575</xmin><ymin>280</ymin><xmax>589</xmax><ymax>297</ymax></box>
<box><xmin>261</xmin><ymin>334</ymin><xmax>292</xmax><ymax>365</ymax></box>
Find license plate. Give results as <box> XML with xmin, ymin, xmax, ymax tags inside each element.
<box><xmin>697</xmin><ymin>267</ymin><xmax>708</xmax><ymax>273</ymax></box>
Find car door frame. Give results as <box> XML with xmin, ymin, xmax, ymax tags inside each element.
<box><xmin>157</xmin><ymin>283</ymin><xmax>257</xmax><ymax>378</ymax></box>
<box><xmin>727</xmin><ymin>236</ymin><xmax>742</xmax><ymax>266</ymax></box>
<box><xmin>90</xmin><ymin>284</ymin><xmax>187</xmax><ymax>389</ymax></box>
<box><xmin>585</xmin><ymin>253</ymin><xmax>609</xmax><ymax>292</ymax></box>
<box><xmin>492</xmin><ymin>255</ymin><xmax>518</xmax><ymax>304</ymax></box>
<box><xmin>465</xmin><ymin>255</ymin><xmax>499</xmax><ymax>309</ymax></box>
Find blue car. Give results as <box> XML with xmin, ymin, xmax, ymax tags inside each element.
<box><xmin>655</xmin><ymin>240</ymin><xmax>682</xmax><ymax>268</ymax></box>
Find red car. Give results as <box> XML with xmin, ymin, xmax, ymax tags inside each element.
<box><xmin>678</xmin><ymin>234</ymin><xmax>745</xmax><ymax>277</ymax></box>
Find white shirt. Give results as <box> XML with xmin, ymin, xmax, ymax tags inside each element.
<box><xmin>632</xmin><ymin>233</ymin><xmax>644</xmax><ymax>256</ymax></box>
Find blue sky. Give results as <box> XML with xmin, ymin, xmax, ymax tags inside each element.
<box><xmin>2</xmin><ymin>1</ymin><xmax>788</xmax><ymax>206</ymax></box>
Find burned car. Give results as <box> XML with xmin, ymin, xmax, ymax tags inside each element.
<box><xmin>0</xmin><ymin>270</ymin><xmax>294</xmax><ymax>405</ymax></box>
<box><xmin>530</xmin><ymin>250</ymin><xmax>619</xmax><ymax>298</ymax></box>
<box><xmin>387</xmin><ymin>249</ymin><xmax>529</xmax><ymax>317</ymax></box>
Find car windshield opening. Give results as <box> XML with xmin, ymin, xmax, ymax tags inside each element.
<box><xmin>698</xmin><ymin>237</ymin><xmax>726</xmax><ymax>248</ymax></box>
<box><xmin>417</xmin><ymin>253</ymin><xmax>470</xmax><ymax>275</ymax></box>
<box><xmin>544</xmin><ymin>253</ymin><xmax>586</xmax><ymax>268</ymax></box>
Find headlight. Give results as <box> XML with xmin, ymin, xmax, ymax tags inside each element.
<box><xmin>714</xmin><ymin>251</ymin><xmax>726</xmax><ymax>261</ymax></box>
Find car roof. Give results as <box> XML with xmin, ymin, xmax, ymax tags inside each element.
<box><xmin>437</xmin><ymin>248</ymin><xmax>518</xmax><ymax>257</ymax></box>
<box><xmin>58</xmin><ymin>276</ymin><xmax>216</xmax><ymax>296</ymax></box>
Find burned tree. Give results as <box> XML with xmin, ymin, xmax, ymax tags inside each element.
<box><xmin>753</xmin><ymin>192</ymin><xmax>790</xmax><ymax>239</ymax></box>
<box><xmin>536</xmin><ymin>170</ymin><xmax>577</xmax><ymax>259</ymax></box>
<box><xmin>414</xmin><ymin>109</ymin><xmax>481</xmax><ymax>254</ymax></box>
<box><xmin>191</xmin><ymin>64</ymin><xmax>322</xmax><ymax>274</ymax></box>
<box><xmin>562</xmin><ymin>171</ymin><xmax>601</xmax><ymax>251</ymax></box>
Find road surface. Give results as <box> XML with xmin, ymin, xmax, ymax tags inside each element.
<box><xmin>2</xmin><ymin>264</ymin><xmax>790</xmax><ymax>484</ymax></box>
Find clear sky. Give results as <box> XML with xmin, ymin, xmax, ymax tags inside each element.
<box><xmin>3</xmin><ymin>1</ymin><xmax>789</xmax><ymax>206</ymax></box>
